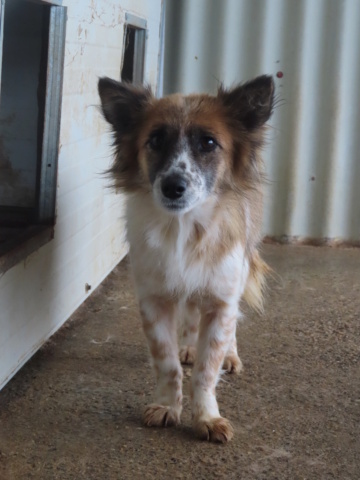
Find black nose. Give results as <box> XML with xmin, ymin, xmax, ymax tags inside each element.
<box><xmin>161</xmin><ymin>175</ymin><xmax>188</xmax><ymax>200</ymax></box>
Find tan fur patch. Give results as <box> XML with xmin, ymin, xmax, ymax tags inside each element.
<box><xmin>243</xmin><ymin>250</ymin><xmax>271</xmax><ymax>312</ymax></box>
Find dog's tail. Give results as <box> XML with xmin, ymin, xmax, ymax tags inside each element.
<box><xmin>243</xmin><ymin>250</ymin><xmax>270</xmax><ymax>313</ymax></box>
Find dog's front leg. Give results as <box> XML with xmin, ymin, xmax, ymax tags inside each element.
<box><xmin>140</xmin><ymin>296</ymin><xmax>183</xmax><ymax>427</ymax></box>
<box><xmin>191</xmin><ymin>301</ymin><xmax>238</xmax><ymax>442</ymax></box>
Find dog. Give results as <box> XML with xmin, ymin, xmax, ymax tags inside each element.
<box><xmin>98</xmin><ymin>74</ymin><xmax>275</xmax><ymax>443</ymax></box>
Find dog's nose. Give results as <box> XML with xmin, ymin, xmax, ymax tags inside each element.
<box><xmin>161</xmin><ymin>175</ymin><xmax>188</xmax><ymax>200</ymax></box>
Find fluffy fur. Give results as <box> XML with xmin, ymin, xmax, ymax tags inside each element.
<box><xmin>98</xmin><ymin>75</ymin><xmax>275</xmax><ymax>443</ymax></box>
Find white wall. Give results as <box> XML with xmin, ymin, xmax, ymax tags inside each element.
<box><xmin>0</xmin><ymin>0</ymin><xmax>163</xmax><ymax>390</ymax></box>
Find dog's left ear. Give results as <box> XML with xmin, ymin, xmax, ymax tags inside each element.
<box><xmin>219</xmin><ymin>75</ymin><xmax>275</xmax><ymax>131</ymax></box>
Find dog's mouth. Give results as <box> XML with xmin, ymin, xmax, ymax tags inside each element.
<box><xmin>159</xmin><ymin>198</ymin><xmax>190</xmax><ymax>213</ymax></box>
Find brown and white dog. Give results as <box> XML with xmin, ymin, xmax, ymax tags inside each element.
<box><xmin>98</xmin><ymin>75</ymin><xmax>275</xmax><ymax>443</ymax></box>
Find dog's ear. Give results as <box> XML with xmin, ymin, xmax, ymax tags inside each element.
<box><xmin>98</xmin><ymin>77</ymin><xmax>152</xmax><ymax>134</ymax></box>
<box><xmin>218</xmin><ymin>75</ymin><xmax>275</xmax><ymax>130</ymax></box>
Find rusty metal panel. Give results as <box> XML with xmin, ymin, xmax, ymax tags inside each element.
<box><xmin>163</xmin><ymin>0</ymin><xmax>360</xmax><ymax>244</ymax></box>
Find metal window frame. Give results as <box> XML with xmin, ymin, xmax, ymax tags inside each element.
<box><xmin>0</xmin><ymin>0</ymin><xmax>4</xmax><ymax>102</ymax></box>
<box><xmin>0</xmin><ymin>1</ymin><xmax>66</xmax><ymax>272</ymax></box>
<box><xmin>122</xmin><ymin>13</ymin><xmax>147</xmax><ymax>84</ymax></box>
<box><xmin>156</xmin><ymin>0</ymin><xmax>166</xmax><ymax>98</ymax></box>
<box><xmin>0</xmin><ymin>1</ymin><xmax>66</xmax><ymax>224</ymax></box>
<box><xmin>37</xmin><ymin>5</ymin><xmax>66</xmax><ymax>223</ymax></box>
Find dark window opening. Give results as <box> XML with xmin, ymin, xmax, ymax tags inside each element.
<box><xmin>0</xmin><ymin>0</ymin><xmax>66</xmax><ymax>272</ymax></box>
<box><xmin>121</xmin><ymin>27</ymin><xmax>136</xmax><ymax>83</ymax></box>
<box><xmin>121</xmin><ymin>15</ymin><xmax>146</xmax><ymax>85</ymax></box>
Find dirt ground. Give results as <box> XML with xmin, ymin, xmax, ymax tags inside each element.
<box><xmin>0</xmin><ymin>245</ymin><xmax>359</xmax><ymax>480</ymax></box>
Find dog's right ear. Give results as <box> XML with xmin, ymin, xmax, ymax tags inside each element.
<box><xmin>98</xmin><ymin>77</ymin><xmax>152</xmax><ymax>134</ymax></box>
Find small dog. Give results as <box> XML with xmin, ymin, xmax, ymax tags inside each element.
<box><xmin>98</xmin><ymin>75</ymin><xmax>275</xmax><ymax>442</ymax></box>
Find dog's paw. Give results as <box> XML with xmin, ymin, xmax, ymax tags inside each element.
<box><xmin>179</xmin><ymin>345</ymin><xmax>197</xmax><ymax>365</ymax></box>
<box><xmin>143</xmin><ymin>404</ymin><xmax>180</xmax><ymax>427</ymax></box>
<box><xmin>193</xmin><ymin>417</ymin><xmax>234</xmax><ymax>443</ymax></box>
<box><xmin>223</xmin><ymin>353</ymin><xmax>243</xmax><ymax>374</ymax></box>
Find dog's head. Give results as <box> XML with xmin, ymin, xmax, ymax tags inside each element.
<box><xmin>98</xmin><ymin>75</ymin><xmax>275</xmax><ymax>214</ymax></box>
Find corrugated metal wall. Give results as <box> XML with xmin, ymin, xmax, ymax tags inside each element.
<box><xmin>163</xmin><ymin>0</ymin><xmax>360</xmax><ymax>244</ymax></box>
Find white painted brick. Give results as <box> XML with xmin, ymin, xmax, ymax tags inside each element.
<box><xmin>0</xmin><ymin>0</ymin><xmax>162</xmax><ymax>390</ymax></box>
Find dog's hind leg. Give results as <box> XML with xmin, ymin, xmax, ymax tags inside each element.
<box><xmin>178</xmin><ymin>300</ymin><xmax>200</xmax><ymax>365</ymax></box>
<box><xmin>223</xmin><ymin>323</ymin><xmax>243</xmax><ymax>374</ymax></box>
<box><xmin>140</xmin><ymin>296</ymin><xmax>183</xmax><ymax>427</ymax></box>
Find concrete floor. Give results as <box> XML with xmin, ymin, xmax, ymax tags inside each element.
<box><xmin>0</xmin><ymin>245</ymin><xmax>359</xmax><ymax>480</ymax></box>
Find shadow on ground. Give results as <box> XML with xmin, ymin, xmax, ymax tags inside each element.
<box><xmin>0</xmin><ymin>245</ymin><xmax>359</xmax><ymax>479</ymax></box>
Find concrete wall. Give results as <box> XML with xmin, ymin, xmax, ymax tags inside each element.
<box><xmin>0</xmin><ymin>0</ymin><xmax>163</xmax><ymax>390</ymax></box>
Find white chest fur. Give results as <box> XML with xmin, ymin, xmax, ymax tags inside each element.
<box><xmin>126</xmin><ymin>194</ymin><xmax>249</xmax><ymax>304</ymax></box>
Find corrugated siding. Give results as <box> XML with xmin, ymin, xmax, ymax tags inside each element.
<box><xmin>0</xmin><ymin>0</ymin><xmax>162</xmax><ymax>390</ymax></box>
<box><xmin>163</xmin><ymin>0</ymin><xmax>360</xmax><ymax>243</ymax></box>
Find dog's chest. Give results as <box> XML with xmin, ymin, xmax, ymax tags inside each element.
<box><xmin>129</xmin><ymin>214</ymin><xmax>247</xmax><ymax>302</ymax></box>
<box><xmin>146</xmin><ymin>218</ymin><xmax>212</xmax><ymax>294</ymax></box>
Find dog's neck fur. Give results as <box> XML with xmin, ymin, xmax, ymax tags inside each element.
<box><xmin>147</xmin><ymin>196</ymin><xmax>219</xmax><ymax>248</ymax></box>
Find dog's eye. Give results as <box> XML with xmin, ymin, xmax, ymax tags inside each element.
<box><xmin>199</xmin><ymin>136</ymin><xmax>217</xmax><ymax>152</ymax></box>
<box><xmin>148</xmin><ymin>133</ymin><xmax>164</xmax><ymax>151</ymax></box>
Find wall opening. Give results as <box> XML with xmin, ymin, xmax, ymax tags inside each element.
<box><xmin>121</xmin><ymin>13</ymin><xmax>147</xmax><ymax>84</ymax></box>
<box><xmin>0</xmin><ymin>0</ymin><xmax>66</xmax><ymax>271</ymax></box>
